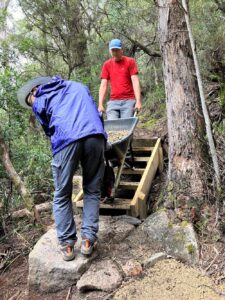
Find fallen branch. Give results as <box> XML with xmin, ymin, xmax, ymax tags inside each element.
<box><xmin>8</xmin><ymin>290</ymin><xmax>21</xmax><ymax>300</ymax></box>
<box><xmin>66</xmin><ymin>286</ymin><xmax>72</xmax><ymax>300</ymax></box>
<box><xmin>0</xmin><ymin>126</ymin><xmax>40</xmax><ymax>222</ymax></box>
<box><xmin>204</xmin><ymin>247</ymin><xmax>219</xmax><ymax>273</ymax></box>
<box><xmin>11</xmin><ymin>202</ymin><xmax>52</xmax><ymax>220</ymax></box>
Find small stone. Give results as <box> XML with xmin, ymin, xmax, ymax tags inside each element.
<box><xmin>77</xmin><ymin>260</ymin><xmax>122</xmax><ymax>292</ymax></box>
<box><xmin>122</xmin><ymin>259</ymin><xmax>143</xmax><ymax>277</ymax></box>
<box><xmin>107</xmin><ymin>130</ymin><xmax>129</xmax><ymax>144</ymax></box>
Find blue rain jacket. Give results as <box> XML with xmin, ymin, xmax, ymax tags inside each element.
<box><xmin>32</xmin><ymin>76</ymin><xmax>107</xmax><ymax>155</ymax></box>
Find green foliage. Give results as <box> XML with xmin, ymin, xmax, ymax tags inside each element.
<box><xmin>0</xmin><ymin>0</ymin><xmax>224</xmax><ymax>214</ymax></box>
<box><xmin>0</xmin><ymin>67</ymin><xmax>53</xmax><ymax>210</ymax></box>
<box><xmin>190</xmin><ymin>0</ymin><xmax>225</xmax><ymax>81</ymax></box>
<box><xmin>214</xmin><ymin>121</ymin><xmax>225</xmax><ymax>139</ymax></box>
<box><xmin>181</xmin><ymin>221</ymin><xmax>189</xmax><ymax>228</ymax></box>
<box><xmin>186</xmin><ymin>243</ymin><xmax>195</xmax><ymax>254</ymax></box>
<box><xmin>212</xmin><ymin>232</ymin><xmax>221</xmax><ymax>242</ymax></box>
<box><xmin>16</xmin><ymin>0</ymin><xmax>87</xmax><ymax>78</ymax></box>
<box><xmin>144</xmin><ymin>84</ymin><xmax>165</xmax><ymax>111</ymax></box>
<box><xmin>219</xmin><ymin>84</ymin><xmax>225</xmax><ymax>112</ymax></box>
<box><xmin>139</xmin><ymin>84</ymin><xmax>166</xmax><ymax>128</ymax></box>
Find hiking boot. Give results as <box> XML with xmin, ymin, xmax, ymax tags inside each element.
<box><xmin>59</xmin><ymin>244</ymin><xmax>75</xmax><ymax>261</ymax></box>
<box><xmin>81</xmin><ymin>239</ymin><xmax>94</xmax><ymax>256</ymax></box>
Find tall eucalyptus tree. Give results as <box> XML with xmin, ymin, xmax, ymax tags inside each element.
<box><xmin>157</xmin><ymin>0</ymin><xmax>211</xmax><ymax>221</ymax></box>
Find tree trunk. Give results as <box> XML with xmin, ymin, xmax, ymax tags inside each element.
<box><xmin>0</xmin><ymin>126</ymin><xmax>39</xmax><ymax>221</ymax></box>
<box><xmin>41</xmin><ymin>13</ymin><xmax>51</xmax><ymax>75</ymax></box>
<box><xmin>0</xmin><ymin>0</ymin><xmax>11</xmax><ymax>67</ymax></box>
<box><xmin>158</xmin><ymin>0</ymin><xmax>209</xmax><ymax>221</ymax></box>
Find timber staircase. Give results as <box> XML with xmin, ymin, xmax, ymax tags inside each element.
<box><xmin>73</xmin><ymin>138</ymin><xmax>163</xmax><ymax>219</ymax></box>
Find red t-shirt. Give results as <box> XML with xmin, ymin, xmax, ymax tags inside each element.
<box><xmin>100</xmin><ymin>56</ymin><xmax>138</xmax><ymax>100</ymax></box>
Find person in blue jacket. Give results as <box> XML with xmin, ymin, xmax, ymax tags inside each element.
<box><xmin>17</xmin><ymin>76</ymin><xmax>107</xmax><ymax>261</ymax></box>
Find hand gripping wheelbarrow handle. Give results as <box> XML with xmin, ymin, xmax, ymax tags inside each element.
<box><xmin>133</xmin><ymin>109</ymin><xmax>139</xmax><ymax>118</ymax></box>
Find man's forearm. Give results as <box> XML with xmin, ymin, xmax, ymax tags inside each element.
<box><xmin>132</xmin><ymin>75</ymin><xmax>141</xmax><ymax>104</ymax></box>
<box><xmin>98</xmin><ymin>80</ymin><xmax>108</xmax><ymax>110</ymax></box>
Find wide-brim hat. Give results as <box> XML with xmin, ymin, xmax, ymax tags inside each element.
<box><xmin>17</xmin><ymin>76</ymin><xmax>52</xmax><ymax>109</ymax></box>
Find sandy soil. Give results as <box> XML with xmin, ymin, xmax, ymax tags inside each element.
<box><xmin>114</xmin><ymin>259</ymin><xmax>225</xmax><ymax>300</ymax></box>
<box><xmin>1</xmin><ymin>216</ymin><xmax>225</xmax><ymax>300</ymax></box>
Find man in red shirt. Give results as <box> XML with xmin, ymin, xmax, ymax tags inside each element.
<box><xmin>98</xmin><ymin>39</ymin><xmax>142</xmax><ymax>119</ymax></box>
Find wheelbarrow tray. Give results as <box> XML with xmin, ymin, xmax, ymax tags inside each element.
<box><xmin>104</xmin><ymin>117</ymin><xmax>138</xmax><ymax>161</ymax></box>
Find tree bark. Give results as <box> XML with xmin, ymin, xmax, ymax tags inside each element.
<box><xmin>158</xmin><ymin>0</ymin><xmax>209</xmax><ymax>221</ymax></box>
<box><xmin>182</xmin><ymin>0</ymin><xmax>220</xmax><ymax>188</ymax></box>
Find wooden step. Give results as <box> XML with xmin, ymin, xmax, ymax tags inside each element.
<box><xmin>76</xmin><ymin>198</ymin><xmax>131</xmax><ymax>210</ymax></box>
<box><xmin>133</xmin><ymin>146</ymin><xmax>154</xmax><ymax>152</ymax></box>
<box><xmin>74</xmin><ymin>137</ymin><xmax>163</xmax><ymax>219</ymax></box>
<box><xmin>133</xmin><ymin>157</ymin><xmax>149</xmax><ymax>162</ymax></box>
<box><xmin>118</xmin><ymin>181</ymin><xmax>139</xmax><ymax>190</ymax></box>
<box><xmin>121</xmin><ymin>168</ymin><xmax>145</xmax><ymax>175</ymax></box>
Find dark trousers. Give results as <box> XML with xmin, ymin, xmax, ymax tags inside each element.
<box><xmin>51</xmin><ymin>135</ymin><xmax>105</xmax><ymax>245</ymax></box>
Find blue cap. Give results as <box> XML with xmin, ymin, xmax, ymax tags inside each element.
<box><xmin>109</xmin><ymin>39</ymin><xmax>122</xmax><ymax>50</ymax></box>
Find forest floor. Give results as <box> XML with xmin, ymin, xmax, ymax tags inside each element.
<box><xmin>1</xmin><ymin>121</ymin><xmax>225</xmax><ymax>300</ymax></box>
<box><xmin>1</xmin><ymin>210</ymin><xmax>225</xmax><ymax>300</ymax></box>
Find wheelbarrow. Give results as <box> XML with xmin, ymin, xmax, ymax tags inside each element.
<box><xmin>103</xmin><ymin>117</ymin><xmax>139</xmax><ymax>199</ymax></box>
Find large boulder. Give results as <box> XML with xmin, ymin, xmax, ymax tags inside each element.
<box><xmin>142</xmin><ymin>211</ymin><xmax>199</xmax><ymax>265</ymax></box>
<box><xmin>28</xmin><ymin>228</ymin><xmax>97</xmax><ymax>292</ymax></box>
<box><xmin>28</xmin><ymin>215</ymin><xmax>135</xmax><ymax>293</ymax></box>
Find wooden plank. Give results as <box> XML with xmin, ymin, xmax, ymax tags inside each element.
<box><xmin>158</xmin><ymin>145</ymin><xmax>164</xmax><ymax>173</ymax></box>
<box><xmin>72</xmin><ymin>189</ymin><xmax>83</xmax><ymax>202</ymax></box>
<box><xmin>122</xmin><ymin>168</ymin><xmax>144</xmax><ymax>175</ymax></box>
<box><xmin>118</xmin><ymin>181</ymin><xmax>139</xmax><ymax>190</ymax></box>
<box><xmin>138</xmin><ymin>192</ymin><xmax>147</xmax><ymax>219</ymax></box>
<box><xmin>73</xmin><ymin>138</ymin><xmax>163</xmax><ymax>219</ymax></box>
<box><xmin>132</xmin><ymin>146</ymin><xmax>154</xmax><ymax>152</ymax></box>
<box><xmin>76</xmin><ymin>198</ymin><xmax>131</xmax><ymax>210</ymax></box>
<box><xmin>133</xmin><ymin>157</ymin><xmax>149</xmax><ymax>162</ymax></box>
<box><xmin>130</xmin><ymin>138</ymin><xmax>161</xmax><ymax>218</ymax></box>
<box><xmin>132</xmin><ymin>138</ymin><xmax>159</xmax><ymax>147</ymax></box>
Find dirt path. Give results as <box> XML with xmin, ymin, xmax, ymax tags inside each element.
<box><xmin>114</xmin><ymin>259</ymin><xmax>225</xmax><ymax>300</ymax></box>
<box><xmin>1</xmin><ymin>218</ymin><xmax>225</xmax><ymax>300</ymax></box>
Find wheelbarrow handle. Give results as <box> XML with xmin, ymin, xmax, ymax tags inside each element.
<box><xmin>133</xmin><ymin>109</ymin><xmax>139</xmax><ymax>117</ymax></box>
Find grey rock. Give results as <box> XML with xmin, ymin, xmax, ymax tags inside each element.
<box><xmin>98</xmin><ymin>216</ymin><xmax>115</xmax><ymax>243</ymax></box>
<box><xmin>28</xmin><ymin>229</ymin><xmax>97</xmax><ymax>293</ymax></box>
<box><xmin>164</xmin><ymin>200</ymin><xmax>175</xmax><ymax>209</ymax></box>
<box><xmin>112</xmin><ymin>220</ymin><xmax>135</xmax><ymax>243</ymax></box>
<box><xmin>112</xmin><ymin>215</ymin><xmax>142</xmax><ymax>226</ymax></box>
<box><xmin>98</xmin><ymin>217</ymin><xmax>134</xmax><ymax>244</ymax></box>
<box><xmin>142</xmin><ymin>211</ymin><xmax>199</xmax><ymax>265</ymax></box>
<box><xmin>142</xmin><ymin>252</ymin><xmax>168</xmax><ymax>268</ymax></box>
<box><xmin>77</xmin><ymin>259</ymin><xmax>122</xmax><ymax>292</ymax></box>
<box><xmin>28</xmin><ymin>215</ymin><xmax>135</xmax><ymax>293</ymax></box>
<box><xmin>142</xmin><ymin>211</ymin><xmax>169</xmax><ymax>242</ymax></box>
